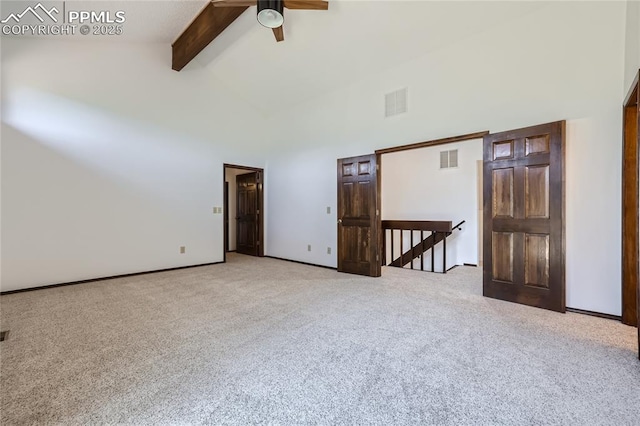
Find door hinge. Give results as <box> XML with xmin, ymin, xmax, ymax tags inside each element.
<box><xmin>257</xmin><ymin>241</ymin><xmax>260</xmax><ymax>245</ymax></box>
<box><xmin>376</xmin><ymin>254</ymin><xmax>379</xmax><ymax>261</ymax></box>
<box><xmin>376</xmin><ymin>209</ymin><xmax>379</xmax><ymax>216</ymax></box>
<box><xmin>257</xmin><ymin>209</ymin><xmax>260</xmax><ymax>214</ymax></box>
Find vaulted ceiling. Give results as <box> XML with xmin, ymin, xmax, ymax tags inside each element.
<box><xmin>178</xmin><ymin>1</ymin><xmax>548</xmax><ymax>112</ymax></box>
<box><xmin>10</xmin><ymin>1</ymin><xmax>549</xmax><ymax>112</ymax></box>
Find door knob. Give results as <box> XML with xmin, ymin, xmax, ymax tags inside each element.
<box><xmin>338</xmin><ymin>219</ymin><xmax>343</xmax><ymax>224</ymax></box>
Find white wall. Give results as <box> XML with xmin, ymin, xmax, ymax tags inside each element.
<box><xmin>381</xmin><ymin>140</ymin><xmax>483</xmax><ymax>271</ymax></box>
<box><xmin>264</xmin><ymin>2</ymin><xmax>627</xmax><ymax>315</ymax></box>
<box><xmin>624</xmin><ymin>0</ymin><xmax>640</xmax><ymax>92</ymax></box>
<box><xmin>1</xmin><ymin>39</ymin><xmax>265</xmax><ymax>291</ymax></box>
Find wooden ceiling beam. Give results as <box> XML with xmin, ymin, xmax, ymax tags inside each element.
<box><xmin>283</xmin><ymin>0</ymin><xmax>328</xmax><ymax>10</ymax></box>
<box><xmin>172</xmin><ymin>3</ymin><xmax>249</xmax><ymax>71</ymax></box>
<box><xmin>212</xmin><ymin>0</ymin><xmax>256</xmax><ymax>7</ymax></box>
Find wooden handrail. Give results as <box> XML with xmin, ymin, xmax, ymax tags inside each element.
<box><xmin>382</xmin><ymin>220</ymin><xmax>452</xmax><ymax>233</ymax></box>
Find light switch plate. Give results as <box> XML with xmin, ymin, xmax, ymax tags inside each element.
<box><xmin>326</xmin><ymin>206</ymin><xmax>331</xmax><ymax>214</ymax></box>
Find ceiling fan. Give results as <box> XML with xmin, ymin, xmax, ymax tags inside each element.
<box><xmin>172</xmin><ymin>0</ymin><xmax>329</xmax><ymax>71</ymax></box>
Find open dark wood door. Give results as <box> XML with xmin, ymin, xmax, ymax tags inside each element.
<box><xmin>337</xmin><ymin>154</ymin><xmax>381</xmax><ymax>277</ymax></box>
<box><xmin>483</xmin><ymin>121</ymin><xmax>566</xmax><ymax>312</ymax></box>
<box><xmin>236</xmin><ymin>172</ymin><xmax>260</xmax><ymax>256</ymax></box>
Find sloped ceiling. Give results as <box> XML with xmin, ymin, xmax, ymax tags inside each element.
<box><xmin>1</xmin><ymin>1</ymin><xmax>549</xmax><ymax>112</ymax></box>
<box><xmin>190</xmin><ymin>1</ymin><xmax>548</xmax><ymax>113</ymax></box>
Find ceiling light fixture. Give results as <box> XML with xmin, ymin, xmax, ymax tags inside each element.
<box><xmin>257</xmin><ymin>0</ymin><xmax>284</xmax><ymax>29</ymax></box>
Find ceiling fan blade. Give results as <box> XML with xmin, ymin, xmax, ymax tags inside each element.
<box><xmin>283</xmin><ymin>0</ymin><xmax>328</xmax><ymax>10</ymax></box>
<box><xmin>212</xmin><ymin>0</ymin><xmax>256</xmax><ymax>7</ymax></box>
<box><xmin>172</xmin><ymin>3</ymin><xmax>249</xmax><ymax>71</ymax></box>
<box><xmin>272</xmin><ymin>25</ymin><xmax>284</xmax><ymax>42</ymax></box>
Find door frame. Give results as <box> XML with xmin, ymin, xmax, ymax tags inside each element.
<box><xmin>622</xmin><ymin>70</ymin><xmax>639</xmax><ymax>330</ymax></box>
<box><xmin>223</xmin><ymin>163</ymin><xmax>265</xmax><ymax>262</ymax></box>
<box><xmin>224</xmin><ymin>181</ymin><xmax>229</xmax><ymax>253</ymax></box>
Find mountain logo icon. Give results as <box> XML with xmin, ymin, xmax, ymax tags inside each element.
<box><xmin>1</xmin><ymin>3</ymin><xmax>59</xmax><ymax>24</ymax></box>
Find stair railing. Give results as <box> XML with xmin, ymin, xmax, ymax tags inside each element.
<box><xmin>381</xmin><ymin>220</ymin><xmax>465</xmax><ymax>273</ymax></box>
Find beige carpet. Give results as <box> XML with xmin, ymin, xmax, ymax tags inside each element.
<box><xmin>1</xmin><ymin>253</ymin><xmax>639</xmax><ymax>425</ymax></box>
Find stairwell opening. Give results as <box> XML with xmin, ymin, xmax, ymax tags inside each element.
<box><xmin>377</xmin><ymin>134</ymin><xmax>485</xmax><ymax>273</ymax></box>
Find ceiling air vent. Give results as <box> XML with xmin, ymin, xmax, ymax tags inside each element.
<box><xmin>440</xmin><ymin>149</ymin><xmax>458</xmax><ymax>169</ymax></box>
<box><xmin>385</xmin><ymin>87</ymin><xmax>408</xmax><ymax>117</ymax></box>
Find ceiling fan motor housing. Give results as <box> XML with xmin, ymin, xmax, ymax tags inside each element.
<box><xmin>257</xmin><ymin>0</ymin><xmax>284</xmax><ymax>28</ymax></box>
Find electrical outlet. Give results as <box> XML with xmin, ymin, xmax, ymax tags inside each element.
<box><xmin>327</xmin><ymin>247</ymin><xmax>331</xmax><ymax>254</ymax></box>
<box><xmin>180</xmin><ymin>246</ymin><xmax>186</xmax><ymax>254</ymax></box>
<box><xmin>307</xmin><ymin>244</ymin><xmax>311</xmax><ymax>252</ymax></box>
<box><xmin>326</xmin><ymin>206</ymin><xmax>331</xmax><ymax>214</ymax></box>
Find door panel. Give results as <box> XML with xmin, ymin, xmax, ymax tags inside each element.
<box><xmin>337</xmin><ymin>154</ymin><xmax>381</xmax><ymax>277</ymax></box>
<box><xmin>483</xmin><ymin>121</ymin><xmax>565</xmax><ymax>312</ymax></box>
<box><xmin>524</xmin><ymin>233</ymin><xmax>549</xmax><ymax>287</ymax></box>
<box><xmin>525</xmin><ymin>165</ymin><xmax>550</xmax><ymax>218</ymax></box>
<box><xmin>492</xmin><ymin>232</ymin><xmax>513</xmax><ymax>282</ymax></box>
<box><xmin>493</xmin><ymin>140</ymin><xmax>514</xmax><ymax>160</ymax></box>
<box><xmin>236</xmin><ymin>172</ymin><xmax>259</xmax><ymax>256</ymax></box>
<box><xmin>525</xmin><ymin>134</ymin><xmax>550</xmax><ymax>156</ymax></box>
<box><xmin>492</xmin><ymin>168</ymin><xmax>514</xmax><ymax>218</ymax></box>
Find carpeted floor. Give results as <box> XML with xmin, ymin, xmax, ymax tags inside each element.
<box><xmin>1</xmin><ymin>253</ymin><xmax>639</xmax><ymax>425</ymax></box>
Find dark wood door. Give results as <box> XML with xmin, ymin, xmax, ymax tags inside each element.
<box><xmin>337</xmin><ymin>154</ymin><xmax>381</xmax><ymax>277</ymax></box>
<box><xmin>483</xmin><ymin>121</ymin><xmax>566</xmax><ymax>312</ymax></box>
<box><xmin>236</xmin><ymin>172</ymin><xmax>259</xmax><ymax>256</ymax></box>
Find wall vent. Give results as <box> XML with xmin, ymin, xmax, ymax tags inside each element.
<box><xmin>385</xmin><ymin>87</ymin><xmax>408</xmax><ymax>117</ymax></box>
<box><xmin>440</xmin><ymin>149</ymin><xmax>459</xmax><ymax>169</ymax></box>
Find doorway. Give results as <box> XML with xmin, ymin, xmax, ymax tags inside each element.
<box><xmin>350</xmin><ymin>123</ymin><xmax>566</xmax><ymax>315</ymax></box>
<box><xmin>336</xmin><ymin>132</ymin><xmax>488</xmax><ymax>277</ymax></box>
<box><xmin>378</xmin><ymin>137</ymin><xmax>485</xmax><ymax>272</ymax></box>
<box><xmin>223</xmin><ymin>164</ymin><xmax>264</xmax><ymax>261</ymax></box>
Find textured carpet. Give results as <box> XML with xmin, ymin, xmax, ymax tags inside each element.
<box><xmin>1</xmin><ymin>254</ymin><xmax>639</xmax><ymax>425</ymax></box>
